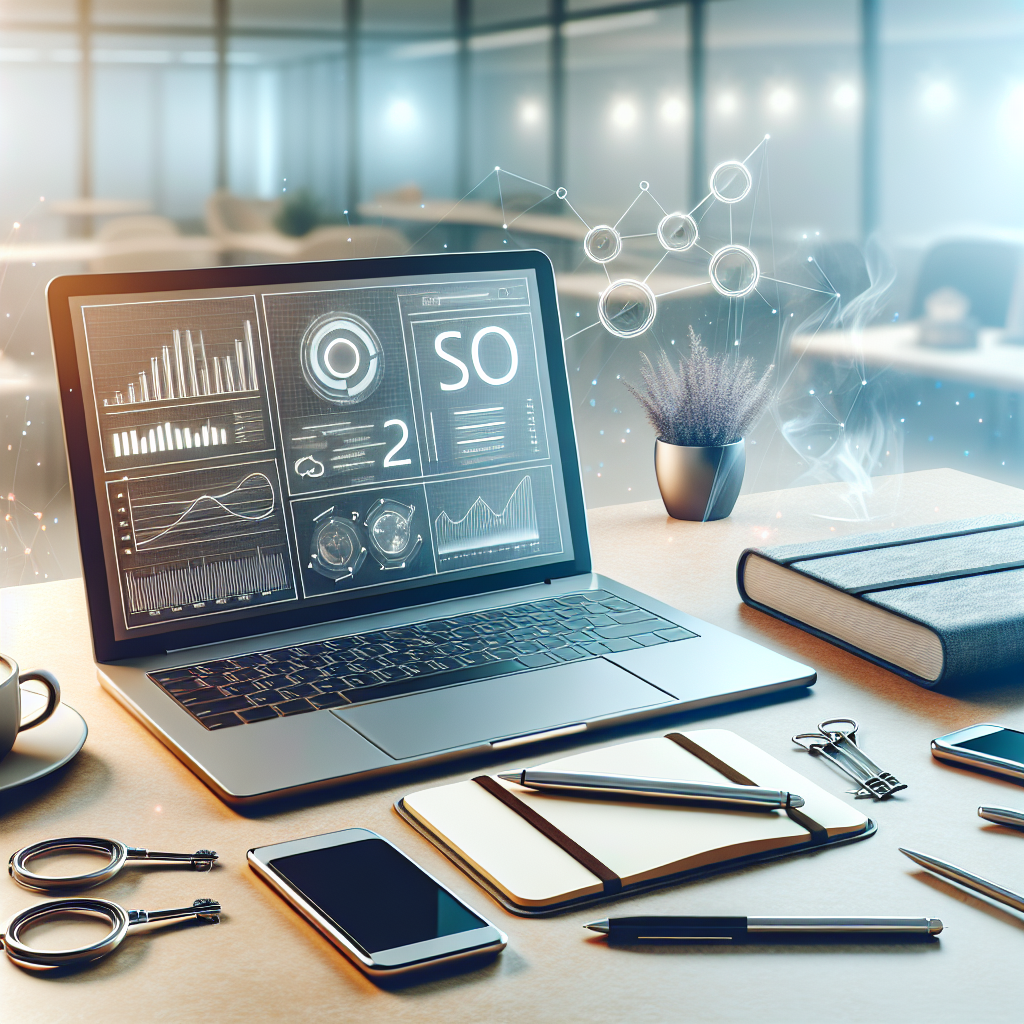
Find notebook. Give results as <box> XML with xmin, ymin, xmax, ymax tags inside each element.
<box><xmin>737</xmin><ymin>515</ymin><xmax>1024</xmax><ymax>688</ymax></box>
<box><xmin>396</xmin><ymin>729</ymin><xmax>873</xmax><ymax>915</ymax></box>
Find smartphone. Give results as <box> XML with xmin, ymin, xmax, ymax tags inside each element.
<box><xmin>931</xmin><ymin>724</ymin><xmax>1024</xmax><ymax>782</ymax></box>
<box><xmin>248</xmin><ymin>828</ymin><xmax>506</xmax><ymax>979</ymax></box>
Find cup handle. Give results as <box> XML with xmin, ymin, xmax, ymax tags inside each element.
<box><xmin>17</xmin><ymin>670</ymin><xmax>61</xmax><ymax>731</ymax></box>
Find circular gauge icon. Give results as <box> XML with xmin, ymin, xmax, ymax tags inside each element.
<box><xmin>300</xmin><ymin>312</ymin><xmax>384</xmax><ymax>405</ymax></box>
<box><xmin>364</xmin><ymin>498</ymin><xmax>422</xmax><ymax>569</ymax></box>
<box><xmin>310</xmin><ymin>516</ymin><xmax>366</xmax><ymax>581</ymax></box>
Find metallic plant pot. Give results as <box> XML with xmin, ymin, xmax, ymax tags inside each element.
<box><xmin>654</xmin><ymin>437</ymin><xmax>745</xmax><ymax>521</ymax></box>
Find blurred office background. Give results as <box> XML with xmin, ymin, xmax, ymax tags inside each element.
<box><xmin>2</xmin><ymin>0</ymin><xmax>1024</xmax><ymax>587</ymax></box>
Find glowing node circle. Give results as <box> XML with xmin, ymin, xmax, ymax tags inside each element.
<box><xmin>584</xmin><ymin>224</ymin><xmax>622</xmax><ymax>264</ymax></box>
<box><xmin>598</xmin><ymin>279</ymin><xmax>658</xmax><ymax>339</ymax></box>
<box><xmin>708</xmin><ymin>244</ymin><xmax>760</xmax><ymax>298</ymax></box>
<box><xmin>709</xmin><ymin>160</ymin><xmax>752</xmax><ymax>204</ymax></box>
<box><xmin>639</xmin><ymin>180</ymin><xmax>650</xmax><ymax>191</ymax></box>
<box><xmin>657</xmin><ymin>211</ymin><xmax>699</xmax><ymax>252</ymax></box>
<box><xmin>555</xmin><ymin>187</ymin><xmax>567</xmax><ymax>199</ymax></box>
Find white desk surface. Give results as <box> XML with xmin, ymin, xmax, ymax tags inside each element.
<box><xmin>3</xmin><ymin>468</ymin><xmax>1024</xmax><ymax>1023</ymax></box>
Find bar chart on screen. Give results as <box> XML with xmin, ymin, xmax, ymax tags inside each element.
<box><xmin>106</xmin><ymin>459</ymin><xmax>297</xmax><ymax>628</ymax></box>
<box><xmin>82</xmin><ymin>295</ymin><xmax>276</xmax><ymax>471</ymax></box>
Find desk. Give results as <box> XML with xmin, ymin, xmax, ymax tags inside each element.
<box><xmin>357</xmin><ymin>198</ymin><xmax>589</xmax><ymax>243</ymax></box>
<box><xmin>47</xmin><ymin>199</ymin><xmax>153</xmax><ymax>238</ymax></box>
<box><xmin>794</xmin><ymin>323</ymin><xmax>1024</xmax><ymax>392</ymax></box>
<box><xmin>2</xmin><ymin>468</ymin><xmax>1024</xmax><ymax>1023</ymax></box>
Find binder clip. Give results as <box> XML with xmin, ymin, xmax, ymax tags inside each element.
<box><xmin>793</xmin><ymin>718</ymin><xmax>907</xmax><ymax>800</ymax></box>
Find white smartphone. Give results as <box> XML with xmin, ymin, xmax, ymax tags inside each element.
<box><xmin>931</xmin><ymin>724</ymin><xmax>1024</xmax><ymax>782</ymax></box>
<box><xmin>248</xmin><ymin>828</ymin><xmax>506</xmax><ymax>980</ymax></box>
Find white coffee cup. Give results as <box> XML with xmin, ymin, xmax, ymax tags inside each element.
<box><xmin>0</xmin><ymin>655</ymin><xmax>61</xmax><ymax>761</ymax></box>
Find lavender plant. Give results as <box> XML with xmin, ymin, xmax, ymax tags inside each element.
<box><xmin>624</xmin><ymin>327</ymin><xmax>774</xmax><ymax>447</ymax></box>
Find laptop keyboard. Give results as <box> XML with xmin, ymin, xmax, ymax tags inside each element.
<box><xmin>148</xmin><ymin>590</ymin><xmax>697</xmax><ymax>731</ymax></box>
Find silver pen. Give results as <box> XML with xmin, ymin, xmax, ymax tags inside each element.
<box><xmin>900</xmin><ymin>847</ymin><xmax>1024</xmax><ymax>914</ymax></box>
<box><xmin>978</xmin><ymin>805</ymin><xmax>1024</xmax><ymax>831</ymax></box>
<box><xmin>584</xmin><ymin>916</ymin><xmax>943</xmax><ymax>942</ymax></box>
<box><xmin>495</xmin><ymin>769</ymin><xmax>805</xmax><ymax>810</ymax></box>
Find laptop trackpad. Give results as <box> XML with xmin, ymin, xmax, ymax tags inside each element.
<box><xmin>331</xmin><ymin>660</ymin><xmax>672</xmax><ymax>760</ymax></box>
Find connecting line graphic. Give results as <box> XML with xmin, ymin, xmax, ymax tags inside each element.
<box><xmin>762</xmin><ymin>276</ymin><xmax>839</xmax><ymax>297</ymax></box>
<box><xmin>613</xmin><ymin>188</ymin><xmax>650</xmax><ymax>230</ymax></box>
<box><xmin>654</xmin><ymin>280</ymin><xmax>711</xmax><ymax>299</ymax></box>
<box><xmin>495</xmin><ymin>168</ymin><xmax>507</xmax><ymax>227</ymax></box>
<box><xmin>807</xmin><ymin>256</ymin><xmax>839</xmax><ymax>297</ymax></box>
<box><xmin>772</xmin><ymin>294</ymin><xmax>843</xmax><ymax>395</ymax></box>
<box><xmin>560</xmin><ymin>194</ymin><xmax>591</xmax><ymax>231</ymax></box>
<box><xmin>399</xmin><ymin>135</ymin><xmax>827</xmax><ymax>348</ymax></box>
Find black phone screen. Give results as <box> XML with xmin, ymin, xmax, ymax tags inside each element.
<box><xmin>268</xmin><ymin>837</ymin><xmax>486</xmax><ymax>954</ymax></box>
<box><xmin>956</xmin><ymin>727</ymin><xmax>1024</xmax><ymax>763</ymax></box>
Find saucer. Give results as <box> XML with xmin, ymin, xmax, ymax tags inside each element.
<box><xmin>0</xmin><ymin>703</ymin><xmax>88</xmax><ymax>794</ymax></box>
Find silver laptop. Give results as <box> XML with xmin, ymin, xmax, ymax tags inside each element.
<box><xmin>48</xmin><ymin>250</ymin><xmax>813</xmax><ymax>805</ymax></box>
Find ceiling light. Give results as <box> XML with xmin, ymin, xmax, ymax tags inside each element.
<box><xmin>610</xmin><ymin>99</ymin><xmax>637</xmax><ymax>128</ymax></box>
<box><xmin>519</xmin><ymin>99</ymin><xmax>542</xmax><ymax>126</ymax></box>
<box><xmin>386</xmin><ymin>98</ymin><xmax>415</xmax><ymax>130</ymax></box>
<box><xmin>716</xmin><ymin>91</ymin><xmax>739</xmax><ymax>116</ymax></box>
<box><xmin>660</xmin><ymin>96</ymin><xmax>684</xmax><ymax>124</ymax></box>
<box><xmin>921</xmin><ymin>80</ymin><xmax>954</xmax><ymax>114</ymax></box>
<box><xmin>767</xmin><ymin>86</ymin><xmax>796</xmax><ymax>115</ymax></box>
<box><xmin>832</xmin><ymin>82</ymin><xmax>858</xmax><ymax>109</ymax></box>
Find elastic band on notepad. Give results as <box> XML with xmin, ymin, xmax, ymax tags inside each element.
<box><xmin>472</xmin><ymin>776</ymin><xmax>622</xmax><ymax>894</ymax></box>
<box><xmin>664</xmin><ymin>733</ymin><xmax>828</xmax><ymax>845</ymax></box>
<box><xmin>776</xmin><ymin>518</ymin><xmax>1024</xmax><ymax>566</ymax></box>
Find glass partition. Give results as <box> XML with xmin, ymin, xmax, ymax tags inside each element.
<box><xmin>2</xmin><ymin>0</ymin><xmax>1024</xmax><ymax>589</ymax></box>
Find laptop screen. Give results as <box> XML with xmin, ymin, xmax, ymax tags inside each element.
<box><xmin>62</xmin><ymin>263</ymin><xmax>576</xmax><ymax>644</ymax></box>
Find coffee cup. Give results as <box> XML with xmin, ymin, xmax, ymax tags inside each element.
<box><xmin>0</xmin><ymin>655</ymin><xmax>61</xmax><ymax>761</ymax></box>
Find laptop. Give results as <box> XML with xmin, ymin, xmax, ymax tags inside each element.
<box><xmin>47</xmin><ymin>250</ymin><xmax>814</xmax><ymax>805</ymax></box>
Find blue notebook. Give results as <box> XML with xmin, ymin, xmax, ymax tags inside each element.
<box><xmin>737</xmin><ymin>515</ymin><xmax>1024</xmax><ymax>689</ymax></box>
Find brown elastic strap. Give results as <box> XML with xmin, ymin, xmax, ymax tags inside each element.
<box><xmin>472</xmin><ymin>775</ymin><xmax>622</xmax><ymax>893</ymax></box>
<box><xmin>665</xmin><ymin>733</ymin><xmax>828</xmax><ymax>844</ymax></box>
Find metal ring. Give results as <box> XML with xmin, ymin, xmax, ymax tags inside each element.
<box><xmin>1</xmin><ymin>898</ymin><xmax>129</xmax><ymax>970</ymax></box>
<box><xmin>792</xmin><ymin>733</ymin><xmax>829</xmax><ymax>753</ymax></box>
<box><xmin>9</xmin><ymin>838</ymin><xmax>128</xmax><ymax>891</ymax></box>
<box><xmin>818</xmin><ymin>718</ymin><xmax>859</xmax><ymax>740</ymax></box>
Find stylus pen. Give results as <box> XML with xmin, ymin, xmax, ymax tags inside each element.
<box><xmin>584</xmin><ymin>916</ymin><xmax>943</xmax><ymax>942</ymax></box>
<box><xmin>900</xmin><ymin>847</ymin><xmax>1024</xmax><ymax>914</ymax></box>
<box><xmin>978</xmin><ymin>805</ymin><xmax>1024</xmax><ymax>831</ymax></box>
<box><xmin>495</xmin><ymin>770</ymin><xmax>805</xmax><ymax>810</ymax></box>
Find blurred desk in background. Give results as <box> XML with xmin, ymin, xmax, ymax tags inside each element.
<box><xmin>358</xmin><ymin>198</ymin><xmax>588</xmax><ymax>243</ymax></box>
<box><xmin>794</xmin><ymin>323</ymin><xmax>1024</xmax><ymax>391</ymax></box>
<box><xmin>0</xmin><ymin>236</ymin><xmax>221</xmax><ymax>268</ymax></box>
<box><xmin>48</xmin><ymin>198</ymin><xmax>152</xmax><ymax>238</ymax></box>
<box><xmin>3</xmin><ymin>469</ymin><xmax>1024</xmax><ymax>1023</ymax></box>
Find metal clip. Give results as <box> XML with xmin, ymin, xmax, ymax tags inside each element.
<box><xmin>793</xmin><ymin>718</ymin><xmax>906</xmax><ymax>800</ymax></box>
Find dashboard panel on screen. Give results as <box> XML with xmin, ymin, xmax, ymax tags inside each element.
<box><xmin>70</xmin><ymin>268</ymin><xmax>573</xmax><ymax>640</ymax></box>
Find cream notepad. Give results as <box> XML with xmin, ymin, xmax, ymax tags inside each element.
<box><xmin>397</xmin><ymin>729</ymin><xmax>872</xmax><ymax>914</ymax></box>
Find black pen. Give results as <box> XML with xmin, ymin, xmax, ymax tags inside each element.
<box><xmin>584</xmin><ymin>916</ymin><xmax>943</xmax><ymax>943</ymax></box>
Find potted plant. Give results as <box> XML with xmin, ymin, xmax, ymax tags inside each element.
<box><xmin>624</xmin><ymin>328</ymin><xmax>773</xmax><ymax>521</ymax></box>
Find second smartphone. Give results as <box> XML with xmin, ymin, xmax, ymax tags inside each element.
<box><xmin>248</xmin><ymin>827</ymin><xmax>506</xmax><ymax>980</ymax></box>
<box><xmin>932</xmin><ymin>723</ymin><xmax>1024</xmax><ymax>782</ymax></box>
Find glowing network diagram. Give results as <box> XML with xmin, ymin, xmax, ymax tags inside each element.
<box><xmin>480</xmin><ymin>135</ymin><xmax>841</xmax><ymax>347</ymax></box>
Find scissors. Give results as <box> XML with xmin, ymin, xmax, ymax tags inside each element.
<box><xmin>9</xmin><ymin>837</ymin><xmax>218</xmax><ymax>891</ymax></box>
<box><xmin>0</xmin><ymin>897</ymin><xmax>221</xmax><ymax>970</ymax></box>
<box><xmin>793</xmin><ymin>718</ymin><xmax>907</xmax><ymax>800</ymax></box>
